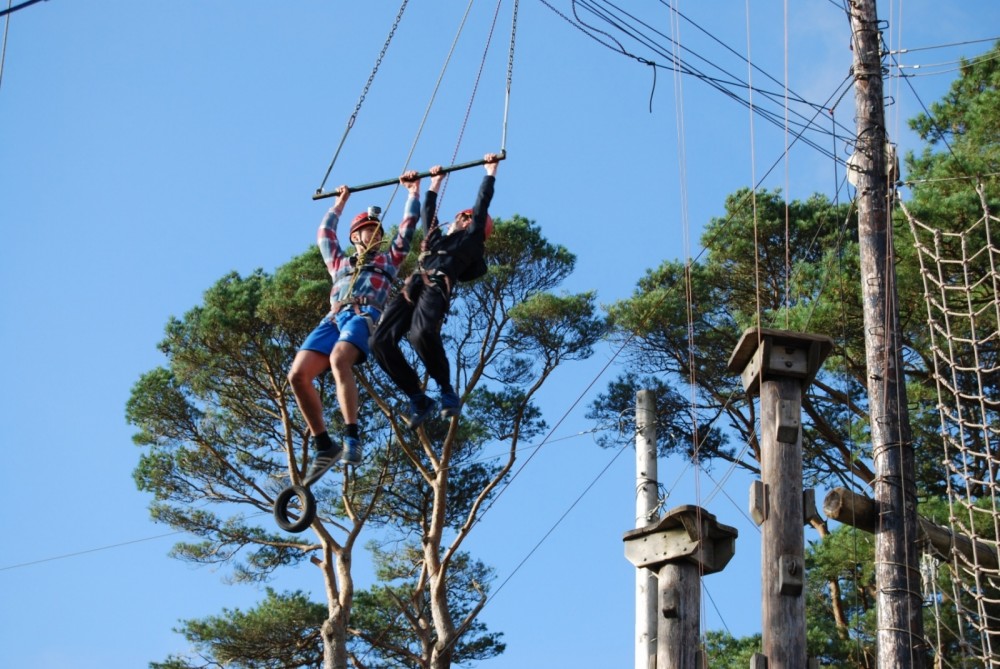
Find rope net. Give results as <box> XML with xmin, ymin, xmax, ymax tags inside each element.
<box><xmin>903</xmin><ymin>184</ymin><xmax>1000</xmax><ymax>667</ymax></box>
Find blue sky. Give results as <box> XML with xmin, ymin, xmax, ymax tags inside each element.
<box><xmin>1</xmin><ymin>2</ymin><xmax>997</xmax><ymax>668</ymax></box>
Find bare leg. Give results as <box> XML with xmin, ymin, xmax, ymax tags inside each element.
<box><xmin>330</xmin><ymin>341</ymin><xmax>361</xmax><ymax>424</ymax></box>
<box><xmin>287</xmin><ymin>349</ymin><xmax>332</xmax><ymax>436</ymax></box>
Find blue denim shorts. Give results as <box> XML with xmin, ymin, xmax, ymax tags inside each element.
<box><xmin>300</xmin><ymin>306</ymin><xmax>380</xmax><ymax>363</ymax></box>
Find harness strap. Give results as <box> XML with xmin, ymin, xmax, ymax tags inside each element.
<box><xmin>340</xmin><ymin>255</ymin><xmax>394</xmax><ymax>308</ymax></box>
<box><xmin>421</xmin><ymin>268</ymin><xmax>452</xmax><ymax>295</ymax></box>
<box><xmin>357</xmin><ymin>309</ymin><xmax>377</xmax><ymax>335</ymax></box>
<box><xmin>330</xmin><ymin>299</ymin><xmax>379</xmax><ymax>336</ymax></box>
<box><xmin>363</xmin><ymin>263</ymin><xmax>394</xmax><ymax>281</ymax></box>
<box><xmin>331</xmin><ymin>296</ymin><xmax>377</xmax><ymax>312</ymax></box>
<box><xmin>402</xmin><ymin>269</ymin><xmax>452</xmax><ymax>305</ymax></box>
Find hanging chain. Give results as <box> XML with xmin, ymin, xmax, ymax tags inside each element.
<box><xmin>316</xmin><ymin>0</ymin><xmax>409</xmax><ymax>195</ymax></box>
<box><xmin>506</xmin><ymin>0</ymin><xmax>518</xmax><ymax>94</ymax></box>
<box><xmin>348</xmin><ymin>0</ymin><xmax>407</xmax><ymax>129</ymax></box>
<box><xmin>500</xmin><ymin>0</ymin><xmax>518</xmax><ymax>153</ymax></box>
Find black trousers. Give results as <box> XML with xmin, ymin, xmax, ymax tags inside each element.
<box><xmin>370</xmin><ymin>278</ymin><xmax>451</xmax><ymax>397</ymax></box>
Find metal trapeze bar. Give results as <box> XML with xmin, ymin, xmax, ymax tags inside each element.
<box><xmin>312</xmin><ymin>150</ymin><xmax>506</xmax><ymax>201</ymax></box>
<box><xmin>0</xmin><ymin>0</ymin><xmax>48</xmax><ymax>19</ymax></box>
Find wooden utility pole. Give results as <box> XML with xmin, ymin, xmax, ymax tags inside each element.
<box><xmin>728</xmin><ymin>328</ymin><xmax>832</xmax><ymax>669</ymax></box>
<box><xmin>624</xmin><ymin>506</ymin><xmax>738</xmax><ymax>669</ymax></box>
<box><xmin>635</xmin><ymin>390</ymin><xmax>658</xmax><ymax>669</ymax></box>
<box><xmin>848</xmin><ymin>1</ymin><xmax>926</xmax><ymax>665</ymax></box>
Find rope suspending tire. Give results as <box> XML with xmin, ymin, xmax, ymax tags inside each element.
<box><xmin>273</xmin><ymin>484</ymin><xmax>317</xmax><ymax>533</ymax></box>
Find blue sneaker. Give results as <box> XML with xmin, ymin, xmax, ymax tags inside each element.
<box><xmin>342</xmin><ymin>435</ymin><xmax>363</xmax><ymax>465</ymax></box>
<box><xmin>303</xmin><ymin>444</ymin><xmax>343</xmax><ymax>486</ymax></box>
<box><xmin>439</xmin><ymin>390</ymin><xmax>462</xmax><ymax>418</ymax></box>
<box><xmin>405</xmin><ymin>394</ymin><xmax>437</xmax><ymax>429</ymax></box>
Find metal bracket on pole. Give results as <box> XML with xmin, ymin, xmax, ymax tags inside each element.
<box><xmin>750</xmin><ymin>480</ymin><xmax>768</xmax><ymax>526</ymax></box>
<box><xmin>778</xmin><ymin>554</ymin><xmax>804</xmax><ymax>596</ymax></box>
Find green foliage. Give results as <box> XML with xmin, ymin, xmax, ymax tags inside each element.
<box><xmin>804</xmin><ymin>526</ymin><xmax>877</xmax><ymax>667</ymax></box>
<box><xmin>906</xmin><ymin>41</ymin><xmax>1000</xmax><ymax>225</ymax></box>
<box><xmin>587</xmin><ymin>374</ymin><xmax>733</xmax><ymax>467</ymax></box>
<box><xmin>508</xmin><ymin>291</ymin><xmax>604</xmax><ymax>362</ymax></box>
<box><xmin>348</xmin><ymin>546</ymin><xmax>505</xmax><ymax>668</ymax></box>
<box><xmin>150</xmin><ymin>589</ymin><xmax>326</xmax><ymax>669</ymax></box>
<box><xmin>125</xmin><ymin>264</ymin><xmax>322</xmax><ymax>582</ymax></box>
<box><xmin>130</xmin><ymin>213</ymin><xmax>601</xmax><ymax>668</ymax></box>
<box><xmin>596</xmin><ymin>188</ymin><xmax>868</xmax><ymax>484</ymax></box>
<box><xmin>702</xmin><ymin>630</ymin><xmax>761</xmax><ymax>667</ymax></box>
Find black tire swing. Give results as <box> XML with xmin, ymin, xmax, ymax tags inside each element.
<box><xmin>273</xmin><ymin>484</ymin><xmax>317</xmax><ymax>533</ymax></box>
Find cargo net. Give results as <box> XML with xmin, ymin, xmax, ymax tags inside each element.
<box><xmin>903</xmin><ymin>184</ymin><xmax>1000</xmax><ymax>667</ymax></box>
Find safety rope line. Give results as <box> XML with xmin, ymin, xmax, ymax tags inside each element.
<box><xmin>312</xmin><ymin>0</ymin><xmax>515</xmax><ymax>212</ymax></box>
<box><xmin>782</xmin><ymin>0</ymin><xmax>791</xmax><ymax>328</ymax></box>
<box><xmin>315</xmin><ymin>0</ymin><xmax>409</xmax><ymax>196</ymax></box>
<box><xmin>0</xmin><ymin>0</ymin><xmax>12</xmax><ymax>92</ymax></box>
<box><xmin>500</xmin><ymin>0</ymin><xmax>518</xmax><ymax>153</ymax></box>
<box><xmin>435</xmin><ymin>0</ymin><xmax>507</xmax><ymax>214</ymax></box>
<box><xmin>743</xmin><ymin>0</ymin><xmax>764</xmax><ymax>365</ymax></box>
<box><xmin>883</xmin><ymin>10</ymin><xmax>927</xmax><ymax>666</ymax></box>
<box><xmin>662</xmin><ymin>0</ymin><xmax>713</xmax><ymax>632</ymax></box>
<box><xmin>388</xmin><ymin>0</ymin><xmax>479</xmax><ymax>221</ymax></box>
<box><xmin>372</xmin><ymin>0</ymin><xmax>483</xmax><ymax>228</ymax></box>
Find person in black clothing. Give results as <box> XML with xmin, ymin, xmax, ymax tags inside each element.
<box><xmin>370</xmin><ymin>153</ymin><xmax>500</xmax><ymax>428</ymax></box>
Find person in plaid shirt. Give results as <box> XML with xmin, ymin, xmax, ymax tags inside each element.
<box><xmin>288</xmin><ymin>171</ymin><xmax>421</xmax><ymax>483</ymax></box>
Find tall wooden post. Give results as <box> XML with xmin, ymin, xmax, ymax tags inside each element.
<box><xmin>728</xmin><ymin>329</ymin><xmax>832</xmax><ymax>669</ymax></box>
<box><xmin>848</xmin><ymin>1</ymin><xmax>926</xmax><ymax>665</ymax></box>
<box><xmin>624</xmin><ymin>506</ymin><xmax>738</xmax><ymax>669</ymax></box>
<box><xmin>635</xmin><ymin>390</ymin><xmax>658</xmax><ymax>669</ymax></box>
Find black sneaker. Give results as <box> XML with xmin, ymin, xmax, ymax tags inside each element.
<box><xmin>439</xmin><ymin>390</ymin><xmax>462</xmax><ymax>418</ymax></box>
<box><xmin>405</xmin><ymin>394</ymin><xmax>437</xmax><ymax>429</ymax></box>
<box><xmin>303</xmin><ymin>445</ymin><xmax>343</xmax><ymax>486</ymax></box>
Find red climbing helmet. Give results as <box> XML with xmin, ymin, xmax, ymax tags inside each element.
<box><xmin>350</xmin><ymin>206</ymin><xmax>383</xmax><ymax>236</ymax></box>
<box><xmin>457</xmin><ymin>209</ymin><xmax>493</xmax><ymax>239</ymax></box>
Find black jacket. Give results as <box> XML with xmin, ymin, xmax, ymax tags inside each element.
<box><xmin>419</xmin><ymin>174</ymin><xmax>495</xmax><ymax>284</ymax></box>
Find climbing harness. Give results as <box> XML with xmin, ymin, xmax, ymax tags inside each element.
<box><xmin>403</xmin><ymin>268</ymin><xmax>452</xmax><ymax>305</ymax></box>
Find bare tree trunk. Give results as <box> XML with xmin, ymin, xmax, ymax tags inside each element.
<box><xmin>321</xmin><ymin>569</ymin><xmax>350</xmax><ymax>669</ymax></box>
<box><xmin>321</xmin><ymin>616</ymin><xmax>349</xmax><ymax>669</ymax></box>
<box><xmin>428</xmin><ymin>467</ymin><xmax>456</xmax><ymax>669</ymax></box>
